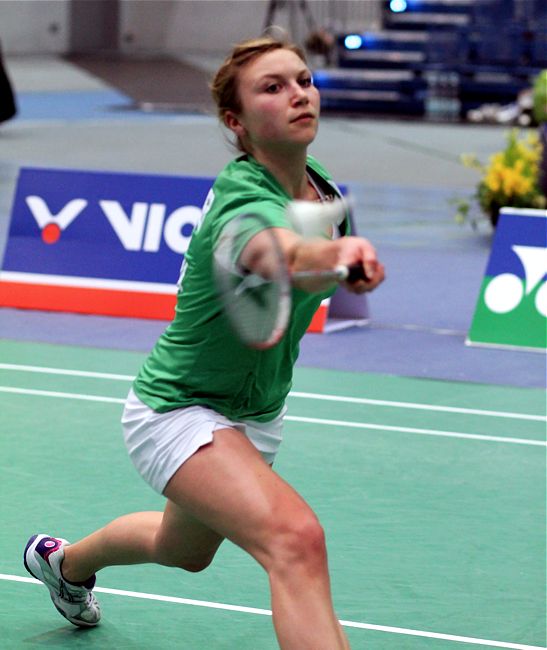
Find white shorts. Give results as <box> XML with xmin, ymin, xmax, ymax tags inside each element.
<box><xmin>121</xmin><ymin>389</ymin><xmax>285</xmax><ymax>494</ymax></box>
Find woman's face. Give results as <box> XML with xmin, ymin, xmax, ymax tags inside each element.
<box><xmin>228</xmin><ymin>48</ymin><xmax>320</xmax><ymax>154</ymax></box>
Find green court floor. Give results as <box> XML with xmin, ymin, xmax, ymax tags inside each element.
<box><xmin>0</xmin><ymin>340</ymin><xmax>545</xmax><ymax>650</ymax></box>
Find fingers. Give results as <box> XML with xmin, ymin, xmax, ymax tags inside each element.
<box><xmin>345</xmin><ymin>261</ymin><xmax>385</xmax><ymax>294</ymax></box>
<box><xmin>336</xmin><ymin>237</ymin><xmax>385</xmax><ymax>294</ymax></box>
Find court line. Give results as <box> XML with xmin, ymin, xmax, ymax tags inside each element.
<box><xmin>289</xmin><ymin>391</ymin><xmax>546</xmax><ymax>422</ymax></box>
<box><xmin>0</xmin><ymin>386</ymin><xmax>125</xmax><ymax>405</ymax></box>
<box><xmin>1</xmin><ymin>574</ymin><xmax>543</xmax><ymax>650</ymax></box>
<box><xmin>1</xmin><ymin>363</ymin><xmax>544</xmax><ymax>422</ymax></box>
<box><xmin>286</xmin><ymin>415</ymin><xmax>546</xmax><ymax>447</ymax></box>
<box><xmin>0</xmin><ymin>386</ymin><xmax>544</xmax><ymax>447</ymax></box>
<box><xmin>0</xmin><ymin>363</ymin><xmax>133</xmax><ymax>381</ymax></box>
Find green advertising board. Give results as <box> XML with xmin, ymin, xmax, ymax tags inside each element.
<box><xmin>467</xmin><ymin>207</ymin><xmax>547</xmax><ymax>351</ymax></box>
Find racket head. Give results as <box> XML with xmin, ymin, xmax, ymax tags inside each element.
<box><xmin>213</xmin><ymin>213</ymin><xmax>292</xmax><ymax>350</ymax></box>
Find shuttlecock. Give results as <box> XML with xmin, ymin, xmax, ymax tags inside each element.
<box><xmin>286</xmin><ymin>197</ymin><xmax>350</xmax><ymax>238</ymax></box>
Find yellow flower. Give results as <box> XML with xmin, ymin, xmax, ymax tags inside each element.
<box><xmin>502</xmin><ymin>170</ymin><xmax>517</xmax><ymax>195</ymax></box>
<box><xmin>520</xmin><ymin>178</ymin><xmax>533</xmax><ymax>194</ymax></box>
<box><xmin>455</xmin><ymin>128</ymin><xmax>546</xmax><ymax>227</ymax></box>
<box><xmin>514</xmin><ymin>174</ymin><xmax>532</xmax><ymax>195</ymax></box>
<box><xmin>516</xmin><ymin>142</ymin><xmax>539</xmax><ymax>165</ymax></box>
<box><xmin>500</xmin><ymin>167</ymin><xmax>529</xmax><ymax>196</ymax></box>
<box><xmin>484</xmin><ymin>169</ymin><xmax>501</xmax><ymax>192</ymax></box>
<box><xmin>489</xmin><ymin>152</ymin><xmax>504</xmax><ymax>167</ymax></box>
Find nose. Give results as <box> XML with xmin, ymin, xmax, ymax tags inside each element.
<box><xmin>290</xmin><ymin>81</ymin><xmax>309</xmax><ymax>105</ymax></box>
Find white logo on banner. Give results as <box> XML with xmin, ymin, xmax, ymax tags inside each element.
<box><xmin>484</xmin><ymin>245</ymin><xmax>547</xmax><ymax>317</ymax></box>
<box><xmin>26</xmin><ymin>196</ymin><xmax>200</xmax><ymax>254</ymax></box>
<box><xmin>26</xmin><ymin>196</ymin><xmax>88</xmax><ymax>244</ymax></box>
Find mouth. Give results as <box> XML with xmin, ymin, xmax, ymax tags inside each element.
<box><xmin>291</xmin><ymin>113</ymin><xmax>315</xmax><ymax>123</ymax></box>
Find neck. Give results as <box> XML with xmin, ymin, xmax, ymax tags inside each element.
<box><xmin>250</xmin><ymin>147</ymin><xmax>309</xmax><ymax>199</ymax></box>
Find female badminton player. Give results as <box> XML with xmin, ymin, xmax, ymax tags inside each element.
<box><xmin>24</xmin><ymin>36</ymin><xmax>385</xmax><ymax>650</ymax></box>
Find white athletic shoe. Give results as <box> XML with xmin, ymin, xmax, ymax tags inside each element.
<box><xmin>23</xmin><ymin>534</ymin><xmax>101</xmax><ymax>627</ymax></box>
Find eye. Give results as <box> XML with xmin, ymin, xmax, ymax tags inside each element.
<box><xmin>265</xmin><ymin>83</ymin><xmax>281</xmax><ymax>94</ymax></box>
<box><xmin>299</xmin><ymin>76</ymin><xmax>313</xmax><ymax>88</ymax></box>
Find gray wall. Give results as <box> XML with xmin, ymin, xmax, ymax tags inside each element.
<box><xmin>0</xmin><ymin>0</ymin><xmax>381</xmax><ymax>56</ymax></box>
<box><xmin>0</xmin><ymin>0</ymin><xmax>70</xmax><ymax>54</ymax></box>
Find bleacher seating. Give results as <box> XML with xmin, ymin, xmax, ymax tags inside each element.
<box><xmin>313</xmin><ymin>0</ymin><xmax>547</xmax><ymax>119</ymax></box>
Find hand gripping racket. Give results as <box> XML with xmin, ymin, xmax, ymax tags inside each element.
<box><xmin>213</xmin><ymin>209</ymin><xmax>367</xmax><ymax>349</ymax></box>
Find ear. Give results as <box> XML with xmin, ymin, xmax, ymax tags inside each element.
<box><xmin>224</xmin><ymin>110</ymin><xmax>246</xmax><ymax>138</ymax></box>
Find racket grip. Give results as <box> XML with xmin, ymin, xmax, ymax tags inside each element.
<box><xmin>345</xmin><ymin>263</ymin><xmax>368</xmax><ymax>284</ymax></box>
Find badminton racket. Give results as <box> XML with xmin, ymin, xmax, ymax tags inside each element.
<box><xmin>213</xmin><ymin>209</ymin><xmax>366</xmax><ymax>349</ymax></box>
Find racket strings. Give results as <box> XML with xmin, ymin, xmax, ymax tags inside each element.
<box><xmin>214</xmin><ymin>215</ymin><xmax>290</xmax><ymax>348</ymax></box>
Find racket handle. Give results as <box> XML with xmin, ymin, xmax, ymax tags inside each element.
<box><xmin>293</xmin><ymin>264</ymin><xmax>369</xmax><ymax>283</ymax></box>
<box><xmin>345</xmin><ymin>263</ymin><xmax>368</xmax><ymax>284</ymax></box>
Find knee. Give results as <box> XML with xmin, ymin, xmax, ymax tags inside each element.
<box><xmin>268</xmin><ymin>512</ymin><xmax>328</xmax><ymax>576</ymax></box>
<box><xmin>176</xmin><ymin>555</ymin><xmax>214</xmax><ymax>573</ymax></box>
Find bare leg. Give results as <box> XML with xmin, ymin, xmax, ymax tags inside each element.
<box><xmin>61</xmin><ymin>428</ymin><xmax>350</xmax><ymax>649</ymax></box>
<box><xmin>161</xmin><ymin>428</ymin><xmax>350</xmax><ymax>650</ymax></box>
<box><xmin>61</xmin><ymin>512</ymin><xmax>161</xmax><ymax>581</ymax></box>
<box><xmin>62</xmin><ymin>508</ymin><xmax>224</xmax><ymax>582</ymax></box>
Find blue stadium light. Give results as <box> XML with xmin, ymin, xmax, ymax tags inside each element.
<box><xmin>344</xmin><ymin>34</ymin><xmax>363</xmax><ymax>50</ymax></box>
<box><xmin>389</xmin><ymin>0</ymin><xmax>408</xmax><ymax>12</ymax></box>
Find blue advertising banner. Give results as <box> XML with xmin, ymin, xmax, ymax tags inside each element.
<box><xmin>0</xmin><ymin>167</ymin><xmax>213</xmax><ymax>318</ymax></box>
<box><xmin>3</xmin><ymin>167</ymin><xmax>212</xmax><ymax>283</ymax></box>
<box><xmin>0</xmin><ymin>166</ymin><xmax>368</xmax><ymax>327</ymax></box>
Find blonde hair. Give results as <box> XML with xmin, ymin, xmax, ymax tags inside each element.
<box><xmin>210</xmin><ymin>36</ymin><xmax>308</xmax><ymax>152</ymax></box>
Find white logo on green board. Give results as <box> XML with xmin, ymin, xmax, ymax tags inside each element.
<box><xmin>484</xmin><ymin>245</ymin><xmax>547</xmax><ymax>318</ymax></box>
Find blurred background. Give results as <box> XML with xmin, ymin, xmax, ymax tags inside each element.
<box><xmin>1</xmin><ymin>6</ymin><xmax>545</xmax><ymax>648</ymax></box>
<box><xmin>0</xmin><ymin>0</ymin><xmax>546</xmax><ymax>386</ymax></box>
<box><xmin>1</xmin><ymin>0</ymin><xmax>545</xmax><ymax>120</ymax></box>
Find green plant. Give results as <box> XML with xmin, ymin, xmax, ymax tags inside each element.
<box><xmin>454</xmin><ymin>129</ymin><xmax>546</xmax><ymax>228</ymax></box>
<box><xmin>532</xmin><ymin>70</ymin><xmax>547</xmax><ymax>124</ymax></box>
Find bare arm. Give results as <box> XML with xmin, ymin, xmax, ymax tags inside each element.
<box><xmin>239</xmin><ymin>227</ymin><xmax>385</xmax><ymax>295</ymax></box>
